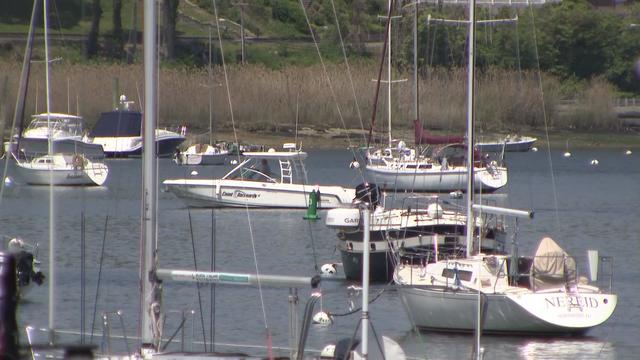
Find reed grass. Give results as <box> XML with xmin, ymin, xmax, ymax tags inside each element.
<box><xmin>0</xmin><ymin>60</ymin><xmax>622</xmax><ymax>140</ymax></box>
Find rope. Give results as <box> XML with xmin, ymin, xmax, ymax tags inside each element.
<box><xmin>527</xmin><ymin>3</ymin><xmax>560</xmax><ymax>228</ymax></box>
<box><xmin>90</xmin><ymin>215</ymin><xmax>109</xmax><ymax>344</ymax></box>
<box><xmin>297</xmin><ymin>0</ymin><xmax>368</xmax><ymax>186</ymax></box>
<box><xmin>211</xmin><ymin>0</ymin><xmax>270</xmax><ymax>337</ymax></box>
<box><xmin>328</xmin><ymin>0</ymin><xmax>366</xmax><ymax>138</ymax></box>
<box><xmin>187</xmin><ymin>210</ymin><xmax>208</xmax><ymax>352</ymax></box>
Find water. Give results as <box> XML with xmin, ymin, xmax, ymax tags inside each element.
<box><xmin>1</xmin><ymin>148</ymin><xmax>638</xmax><ymax>359</ymax></box>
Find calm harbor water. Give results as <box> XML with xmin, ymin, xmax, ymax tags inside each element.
<box><xmin>1</xmin><ymin>147</ymin><xmax>639</xmax><ymax>359</ymax></box>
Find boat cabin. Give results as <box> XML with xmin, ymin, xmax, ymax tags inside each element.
<box><xmin>24</xmin><ymin>113</ymin><xmax>85</xmax><ymax>139</ymax></box>
<box><xmin>223</xmin><ymin>143</ymin><xmax>308</xmax><ymax>184</ymax></box>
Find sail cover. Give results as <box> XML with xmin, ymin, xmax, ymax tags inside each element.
<box><xmin>531</xmin><ymin>237</ymin><xmax>577</xmax><ymax>290</ymax></box>
<box><xmin>414</xmin><ymin>119</ymin><xmax>465</xmax><ymax>145</ymax></box>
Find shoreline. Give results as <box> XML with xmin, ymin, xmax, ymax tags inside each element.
<box><xmin>195</xmin><ymin>128</ymin><xmax>639</xmax><ymax>150</ymax></box>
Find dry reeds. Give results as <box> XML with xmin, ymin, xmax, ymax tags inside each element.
<box><xmin>0</xmin><ymin>60</ymin><xmax>619</xmax><ymax>137</ymax></box>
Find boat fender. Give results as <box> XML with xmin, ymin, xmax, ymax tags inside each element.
<box><xmin>321</xmin><ymin>263</ymin><xmax>337</xmax><ymax>276</ymax></box>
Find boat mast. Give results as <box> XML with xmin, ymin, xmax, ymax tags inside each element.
<box><xmin>141</xmin><ymin>0</ymin><xmax>161</xmax><ymax>351</ymax></box>
<box><xmin>465</xmin><ymin>0</ymin><xmax>476</xmax><ymax>259</ymax></box>
<box><xmin>386</xmin><ymin>0</ymin><xmax>392</xmax><ymax>148</ymax></box>
<box><xmin>413</xmin><ymin>6</ymin><xmax>418</xmax><ymax>125</ymax></box>
<box><xmin>43</xmin><ymin>0</ymin><xmax>56</xmax><ymax>341</ymax></box>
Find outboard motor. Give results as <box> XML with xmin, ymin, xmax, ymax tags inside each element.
<box><xmin>354</xmin><ymin>183</ymin><xmax>380</xmax><ymax>207</ymax></box>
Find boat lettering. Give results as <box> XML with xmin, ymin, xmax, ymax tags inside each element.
<box><xmin>544</xmin><ymin>296</ymin><xmax>599</xmax><ymax>309</ymax></box>
<box><xmin>344</xmin><ymin>217</ymin><xmax>359</xmax><ymax>224</ymax></box>
<box><xmin>221</xmin><ymin>190</ymin><xmax>260</xmax><ymax>199</ymax></box>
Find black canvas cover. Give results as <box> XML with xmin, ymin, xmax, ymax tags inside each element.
<box><xmin>89</xmin><ymin>111</ymin><xmax>142</xmax><ymax>137</ymax></box>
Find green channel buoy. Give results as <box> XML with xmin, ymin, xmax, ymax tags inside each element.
<box><xmin>304</xmin><ymin>189</ymin><xmax>320</xmax><ymax>220</ymax></box>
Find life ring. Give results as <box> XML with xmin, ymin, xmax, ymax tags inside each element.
<box><xmin>73</xmin><ymin>155</ymin><xmax>85</xmax><ymax>171</ymax></box>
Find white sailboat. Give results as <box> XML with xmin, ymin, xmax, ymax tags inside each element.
<box><xmin>10</xmin><ymin>0</ymin><xmax>109</xmax><ymax>187</ymax></box>
<box><xmin>394</xmin><ymin>0</ymin><xmax>616</xmax><ymax>337</ymax></box>
<box><xmin>364</xmin><ymin>1</ymin><xmax>507</xmax><ymax>193</ymax></box>
<box><xmin>164</xmin><ymin>143</ymin><xmax>355</xmax><ymax>208</ymax></box>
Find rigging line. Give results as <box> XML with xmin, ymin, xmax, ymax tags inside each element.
<box><xmin>187</xmin><ymin>209</ymin><xmax>208</xmax><ymax>352</ymax></box>
<box><xmin>90</xmin><ymin>215</ymin><xmax>109</xmax><ymax>344</ymax></box>
<box><xmin>211</xmin><ymin>0</ymin><xmax>240</xmax><ymax>159</ymax></box>
<box><xmin>210</xmin><ymin>209</ymin><xmax>216</xmax><ymax>349</ymax></box>
<box><xmin>212</xmin><ymin>0</ymin><xmax>267</xmax><ymax>331</ymax></box>
<box><xmin>527</xmin><ymin>3</ymin><xmax>559</xmax><ymax>227</ymax></box>
<box><xmin>328</xmin><ymin>0</ymin><xmax>366</xmax><ymax>139</ymax></box>
<box><xmin>297</xmin><ymin>0</ymin><xmax>367</xmax><ymax>185</ymax></box>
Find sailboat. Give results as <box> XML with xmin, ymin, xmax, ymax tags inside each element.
<box><xmin>393</xmin><ymin>0</ymin><xmax>617</xmax><ymax>336</ymax></box>
<box><xmin>363</xmin><ymin>0</ymin><xmax>507</xmax><ymax>193</ymax></box>
<box><xmin>9</xmin><ymin>0</ymin><xmax>109</xmax><ymax>187</ymax></box>
<box><xmin>174</xmin><ymin>28</ymin><xmax>231</xmax><ymax>166</ymax></box>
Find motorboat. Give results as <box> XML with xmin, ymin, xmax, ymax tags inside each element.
<box><xmin>163</xmin><ymin>143</ymin><xmax>356</xmax><ymax>208</ymax></box>
<box><xmin>476</xmin><ymin>135</ymin><xmax>537</xmax><ymax>153</ymax></box>
<box><xmin>86</xmin><ymin>95</ymin><xmax>185</xmax><ymax>158</ymax></box>
<box><xmin>174</xmin><ymin>143</ymin><xmax>230</xmax><ymax>165</ymax></box>
<box><xmin>11</xmin><ymin>152</ymin><xmax>108</xmax><ymax>186</ymax></box>
<box><xmin>366</xmin><ymin>142</ymin><xmax>507</xmax><ymax>193</ymax></box>
<box><xmin>394</xmin><ymin>237</ymin><xmax>617</xmax><ymax>334</ymax></box>
<box><xmin>326</xmin><ymin>188</ymin><xmax>506</xmax><ymax>282</ymax></box>
<box><xmin>22</xmin><ymin>113</ymin><xmax>85</xmax><ymax>140</ymax></box>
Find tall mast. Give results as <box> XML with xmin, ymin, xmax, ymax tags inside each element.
<box><xmin>43</xmin><ymin>0</ymin><xmax>56</xmax><ymax>341</ymax></box>
<box><xmin>465</xmin><ymin>0</ymin><xmax>476</xmax><ymax>259</ymax></box>
<box><xmin>413</xmin><ymin>6</ymin><xmax>418</xmax><ymax>123</ymax></box>
<box><xmin>141</xmin><ymin>0</ymin><xmax>160</xmax><ymax>350</ymax></box>
<box><xmin>386</xmin><ymin>0</ymin><xmax>392</xmax><ymax>148</ymax></box>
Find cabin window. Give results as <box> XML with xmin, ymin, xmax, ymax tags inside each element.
<box><xmin>442</xmin><ymin>268</ymin><xmax>472</xmax><ymax>281</ymax></box>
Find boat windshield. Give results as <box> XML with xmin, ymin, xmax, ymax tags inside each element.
<box><xmin>90</xmin><ymin>111</ymin><xmax>142</xmax><ymax>137</ymax></box>
<box><xmin>227</xmin><ymin>158</ymin><xmax>278</xmax><ymax>183</ymax></box>
<box><xmin>27</xmin><ymin>116</ymin><xmax>84</xmax><ymax>135</ymax></box>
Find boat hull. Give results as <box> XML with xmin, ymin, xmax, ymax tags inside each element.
<box><xmin>366</xmin><ymin>166</ymin><xmax>507</xmax><ymax>192</ymax></box>
<box><xmin>397</xmin><ymin>285</ymin><xmax>617</xmax><ymax>334</ymax></box>
<box><xmin>163</xmin><ymin>179</ymin><xmax>355</xmax><ymax>209</ymax></box>
<box><xmin>12</xmin><ymin>165</ymin><xmax>107</xmax><ymax>186</ymax></box>
<box><xmin>476</xmin><ymin>138</ymin><xmax>537</xmax><ymax>152</ymax></box>
<box><xmin>176</xmin><ymin>153</ymin><xmax>228</xmax><ymax>166</ymax></box>
<box><xmin>94</xmin><ymin>136</ymin><xmax>184</xmax><ymax>158</ymax></box>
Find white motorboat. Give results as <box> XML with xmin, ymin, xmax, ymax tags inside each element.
<box><xmin>164</xmin><ymin>143</ymin><xmax>356</xmax><ymax>208</ymax></box>
<box><xmin>326</xmin><ymin>189</ymin><xmax>506</xmax><ymax>282</ymax></box>
<box><xmin>22</xmin><ymin>113</ymin><xmax>86</xmax><ymax>140</ymax></box>
<box><xmin>394</xmin><ymin>237</ymin><xmax>617</xmax><ymax>334</ymax></box>
<box><xmin>86</xmin><ymin>95</ymin><xmax>185</xmax><ymax>158</ymax></box>
<box><xmin>366</xmin><ymin>143</ymin><xmax>507</xmax><ymax>192</ymax></box>
<box><xmin>476</xmin><ymin>135</ymin><xmax>537</xmax><ymax>153</ymax></box>
<box><xmin>12</xmin><ymin>152</ymin><xmax>108</xmax><ymax>186</ymax></box>
<box><xmin>174</xmin><ymin>143</ymin><xmax>230</xmax><ymax>165</ymax></box>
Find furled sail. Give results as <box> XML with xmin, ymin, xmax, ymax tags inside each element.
<box><xmin>413</xmin><ymin>119</ymin><xmax>465</xmax><ymax>145</ymax></box>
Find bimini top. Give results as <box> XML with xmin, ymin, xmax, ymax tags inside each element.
<box><xmin>89</xmin><ymin>110</ymin><xmax>142</xmax><ymax>138</ymax></box>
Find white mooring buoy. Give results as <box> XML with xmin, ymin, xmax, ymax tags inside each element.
<box><xmin>590</xmin><ymin>159</ymin><xmax>599</xmax><ymax>166</ymax></box>
<box><xmin>563</xmin><ymin>151</ymin><xmax>571</xmax><ymax>158</ymax></box>
<box><xmin>313</xmin><ymin>311</ymin><xmax>333</xmax><ymax>326</ymax></box>
<box><xmin>625</xmin><ymin>150</ymin><xmax>632</xmax><ymax>155</ymax></box>
<box><xmin>531</xmin><ymin>147</ymin><xmax>538</xmax><ymax>152</ymax></box>
<box><xmin>321</xmin><ymin>263</ymin><xmax>337</xmax><ymax>276</ymax></box>
<box><xmin>190</xmin><ymin>170</ymin><xmax>199</xmax><ymax>176</ymax></box>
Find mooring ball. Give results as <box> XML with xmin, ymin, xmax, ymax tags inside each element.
<box><xmin>625</xmin><ymin>150</ymin><xmax>632</xmax><ymax>155</ymax></box>
<box><xmin>230</xmin><ymin>159</ymin><xmax>238</xmax><ymax>165</ymax></box>
<box><xmin>563</xmin><ymin>152</ymin><xmax>571</xmax><ymax>158</ymax></box>
<box><xmin>320</xmin><ymin>344</ymin><xmax>336</xmax><ymax>358</ymax></box>
<box><xmin>321</xmin><ymin>263</ymin><xmax>337</xmax><ymax>275</ymax></box>
<box><xmin>531</xmin><ymin>147</ymin><xmax>538</xmax><ymax>152</ymax></box>
<box><xmin>190</xmin><ymin>170</ymin><xmax>199</xmax><ymax>176</ymax></box>
<box><xmin>590</xmin><ymin>159</ymin><xmax>599</xmax><ymax>165</ymax></box>
<box><xmin>349</xmin><ymin>161</ymin><xmax>360</xmax><ymax>169</ymax></box>
<box><xmin>313</xmin><ymin>311</ymin><xmax>333</xmax><ymax>325</ymax></box>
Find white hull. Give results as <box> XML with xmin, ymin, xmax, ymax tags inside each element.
<box><xmin>398</xmin><ymin>285</ymin><xmax>616</xmax><ymax>334</ymax></box>
<box><xmin>176</xmin><ymin>153</ymin><xmax>228</xmax><ymax>165</ymax></box>
<box><xmin>163</xmin><ymin>179</ymin><xmax>355</xmax><ymax>208</ymax></box>
<box><xmin>12</xmin><ymin>155</ymin><xmax>108</xmax><ymax>186</ymax></box>
<box><xmin>477</xmin><ymin>137</ymin><xmax>537</xmax><ymax>152</ymax></box>
<box><xmin>366</xmin><ymin>165</ymin><xmax>507</xmax><ymax>192</ymax></box>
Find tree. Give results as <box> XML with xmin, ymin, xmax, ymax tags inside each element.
<box><xmin>86</xmin><ymin>0</ymin><xmax>102</xmax><ymax>58</ymax></box>
<box><xmin>162</xmin><ymin>0</ymin><xmax>179</xmax><ymax>60</ymax></box>
<box><xmin>113</xmin><ymin>0</ymin><xmax>124</xmax><ymax>58</ymax></box>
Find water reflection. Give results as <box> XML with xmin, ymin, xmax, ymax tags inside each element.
<box><xmin>396</xmin><ymin>330</ymin><xmax>615</xmax><ymax>360</ymax></box>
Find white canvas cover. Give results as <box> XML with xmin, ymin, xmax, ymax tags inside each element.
<box><xmin>531</xmin><ymin>237</ymin><xmax>576</xmax><ymax>290</ymax></box>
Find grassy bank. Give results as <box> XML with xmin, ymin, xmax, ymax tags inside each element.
<box><xmin>0</xmin><ymin>61</ymin><xmax>632</xmax><ymax>149</ymax></box>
